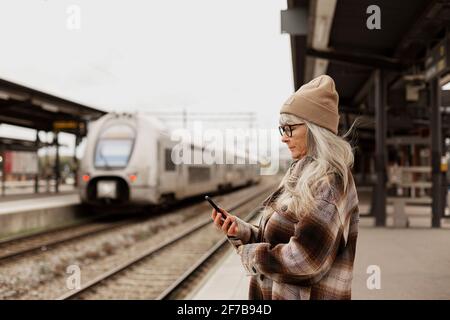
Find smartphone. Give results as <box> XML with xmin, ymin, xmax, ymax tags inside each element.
<box><xmin>205</xmin><ymin>195</ymin><xmax>226</xmax><ymax>222</ymax></box>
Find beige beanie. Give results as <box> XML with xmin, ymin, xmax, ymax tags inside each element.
<box><xmin>280</xmin><ymin>75</ymin><xmax>340</xmax><ymax>134</ymax></box>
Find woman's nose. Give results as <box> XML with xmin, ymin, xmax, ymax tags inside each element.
<box><xmin>281</xmin><ymin>134</ymin><xmax>289</xmax><ymax>143</ymax></box>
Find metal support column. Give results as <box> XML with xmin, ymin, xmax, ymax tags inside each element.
<box><xmin>73</xmin><ymin>134</ymin><xmax>80</xmax><ymax>188</ymax></box>
<box><xmin>429</xmin><ymin>77</ymin><xmax>445</xmax><ymax>228</ymax></box>
<box><xmin>45</xmin><ymin>132</ymin><xmax>50</xmax><ymax>193</ymax></box>
<box><xmin>53</xmin><ymin>132</ymin><xmax>60</xmax><ymax>193</ymax></box>
<box><xmin>34</xmin><ymin>131</ymin><xmax>40</xmax><ymax>194</ymax></box>
<box><xmin>373</xmin><ymin>69</ymin><xmax>387</xmax><ymax>226</ymax></box>
<box><xmin>1</xmin><ymin>145</ymin><xmax>5</xmax><ymax>196</ymax></box>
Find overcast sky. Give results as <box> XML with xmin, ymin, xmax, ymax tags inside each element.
<box><xmin>0</xmin><ymin>0</ymin><xmax>292</xmax><ymax>157</ymax></box>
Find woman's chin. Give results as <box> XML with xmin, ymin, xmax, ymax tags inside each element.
<box><xmin>290</xmin><ymin>151</ymin><xmax>300</xmax><ymax>159</ymax></box>
<box><xmin>290</xmin><ymin>151</ymin><xmax>305</xmax><ymax>160</ymax></box>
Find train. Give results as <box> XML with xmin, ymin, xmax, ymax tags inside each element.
<box><xmin>78</xmin><ymin>112</ymin><xmax>261</xmax><ymax>208</ymax></box>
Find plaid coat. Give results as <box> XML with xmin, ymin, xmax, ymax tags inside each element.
<box><xmin>228</xmin><ymin>156</ymin><xmax>360</xmax><ymax>300</ymax></box>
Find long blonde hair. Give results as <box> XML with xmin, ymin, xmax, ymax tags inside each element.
<box><xmin>275</xmin><ymin>113</ymin><xmax>359</xmax><ymax>217</ymax></box>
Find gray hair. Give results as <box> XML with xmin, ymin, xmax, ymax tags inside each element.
<box><xmin>275</xmin><ymin>113</ymin><xmax>359</xmax><ymax>217</ymax></box>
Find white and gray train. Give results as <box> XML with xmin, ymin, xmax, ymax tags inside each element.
<box><xmin>78</xmin><ymin>112</ymin><xmax>261</xmax><ymax>208</ymax></box>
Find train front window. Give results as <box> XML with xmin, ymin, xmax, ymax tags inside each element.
<box><xmin>94</xmin><ymin>124</ymin><xmax>135</xmax><ymax>169</ymax></box>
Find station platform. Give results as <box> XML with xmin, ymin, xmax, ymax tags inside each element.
<box><xmin>0</xmin><ymin>181</ymin><xmax>75</xmax><ymax>197</ymax></box>
<box><xmin>0</xmin><ymin>191</ymin><xmax>79</xmax><ymax>212</ymax></box>
<box><xmin>0</xmin><ymin>191</ymin><xmax>83</xmax><ymax>240</ymax></box>
<box><xmin>189</xmin><ymin>203</ymin><xmax>450</xmax><ymax>300</ymax></box>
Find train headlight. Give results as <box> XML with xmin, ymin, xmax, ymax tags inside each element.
<box><xmin>129</xmin><ymin>174</ymin><xmax>137</xmax><ymax>182</ymax></box>
<box><xmin>82</xmin><ymin>174</ymin><xmax>90</xmax><ymax>182</ymax></box>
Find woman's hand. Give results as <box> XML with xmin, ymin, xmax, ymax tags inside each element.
<box><xmin>211</xmin><ymin>208</ymin><xmax>238</xmax><ymax>237</ymax></box>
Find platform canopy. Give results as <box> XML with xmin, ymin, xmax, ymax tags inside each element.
<box><xmin>0</xmin><ymin>78</ymin><xmax>106</xmax><ymax>136</ymax></box>
<box><xmin>282</xmin><ymin>0</ymin><xmax>450</xmax><ymax>140</ymax></box>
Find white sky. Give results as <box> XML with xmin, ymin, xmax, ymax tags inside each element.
<box><xmin>0</xmin><ymin>0</ymin><xmax>293</xmax><ymax>157</ymax></box>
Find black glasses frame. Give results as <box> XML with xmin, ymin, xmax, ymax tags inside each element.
<box><xmin>278</xmin><ymin>123</ymin><xmax>305</xmax><ymax>137</ymax></box>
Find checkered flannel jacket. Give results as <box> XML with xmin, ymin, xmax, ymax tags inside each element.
<box><xmin>228</xmin><ymin>158</ymin><xmax>360</xmax><ymax>300</ymax></box>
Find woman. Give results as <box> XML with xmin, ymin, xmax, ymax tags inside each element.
<box><xmin>211</xmin><ymin>75</ymin><xmax>360</xmax><ymax>300</ymax></box>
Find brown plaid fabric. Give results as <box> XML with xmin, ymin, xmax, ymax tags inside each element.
<box><xmin>228</xmin><ymin>157</ymin><xmax>360</xmax><ymax>300</ymax></box>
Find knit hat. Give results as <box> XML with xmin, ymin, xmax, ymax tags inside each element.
<box><xmin>280</xmin><ymin>75</ymin><xmax>340</xmax><ymax>134</ymax></box>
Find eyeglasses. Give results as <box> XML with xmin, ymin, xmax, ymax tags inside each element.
<box><xmin>278</xmin><ymin>123</ymin><xmax>305</xmax><ymax>137</ymax></box>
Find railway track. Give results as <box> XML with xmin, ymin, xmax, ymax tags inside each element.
<box><xmin>57</xmin><ymin>184</ymin><xmax>273</xmax><ymax>300</ymax></box>
<box><xmin>0</xmin><ymin>186</ymin><xmax>257</xmax><ymax>263</ymax></box>
<box><xmin>0</xmin><ymin>219</ymin><xmax>136</xmax><ymax>262</ymax></box>
<box><xmin>157</xmin><ymin>210</ymin><xmax>261</xmax><ymax>300</ymax></box>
